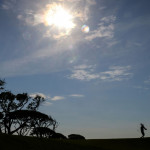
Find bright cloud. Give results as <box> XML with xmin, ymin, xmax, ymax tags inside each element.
<box><xmin>16</xmin><ymin>0</ymin><xmax>96</xmax><ymax>40</ymax></box>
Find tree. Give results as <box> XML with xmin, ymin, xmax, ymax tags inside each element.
<box><xmin>27</xmin><ymin>95</ymin><xmax>45</xmax><ymax>111</ymax></box>
<box><xmin>0</xmin><ymin>79</ymin><xmax>5</xmax><ymax>90</ymax></box>
<box><xmin>7</xmin><ymin>110</ymin><xmax>56</xmax><ymax>136</ymax></box>
<box><xmin>30</xmin><ymin>127</ymin><xmax>55</xmax><ymax>138</ymax></box>
<box><xmin>0</xmin><ymin>80</ymin><xmax>58</xmax><ymax>136</ymax></box>
<box><xmin>0</xmin><ymin>91</ymin><xmax>46</xmax><ymax>134</ymax></box>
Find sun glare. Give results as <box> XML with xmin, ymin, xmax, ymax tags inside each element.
<box><xmin>45</xmin><ymin>5</ymin><xmax>75</xmax><ymax>30</ymax></box>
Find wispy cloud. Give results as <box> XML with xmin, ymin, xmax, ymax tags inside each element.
<box><xmin>51</xmin><ymin>96</ymin><xmax>65</xmax><ymax>101</ymax></box>
<box><xmin>1</xmin><ymin>0</ymin><xmax>16</xmax><ymax>10</ymax></box>
<box><xmin>30</xmin><ymin>92</ymin><xmax>50</xmax><ymax>99</ymax></box>
<box><xmin>42</xmin><ymin>101</ymin><xmax>52</xmax><ymax>106</ymax></box>
<box><xmin>30</xmin><ymin>93</ymin><xmax>52</xmax><ymax>106</ymax></box>
<box><xmin>29</xmin><ymin>93</ymin><xmax>67</xmax><ymax>105</ymax></box>
<box><xmin>30</xmin><ymin>93</ymin><xmax>66</xmax><ymax>101</ymax></box>
<box><xmin>69</xmin><ymin>94</ymin><xmax>84</xmax><ymax>98</ymax></box>
<box><xmin>68</xmin><ymin>64</ymin><xmax>99</xmax><ymax>81</ymax></box>
<box><xmin>99</xmin><ymin>66</ymin><xmax>133</xmax><ymax>81</ymax></box>
<box><xmin>133</xmin><ymin>76</ymin><xmax>150</xmax><ymax>91</ymax></box>
<box><xmin>17</xmin><ymin>10</ymin><xmax>44</xmax><ymax>26</ymax></box>
<box><xmin>133</xmin><ymin>76</ymin><xmax>150</xmax><ymax>90</ymax></box>
<box><xmin>68</xmin><ymin>64</ymin><xmax>133</xmax><ymax>82</ymax></box>
<box><xmin>85</xmin><ymin>15</ymin><xmax>116</xmax><ymax>41</ymax></box>
<box><xmin>144</xmin><ymin>76</ymin><xmax>150</xmax><ymax>84</ymax></box>
<box><xmin>133</xmin><ymin>85</ymin><xmax>149</xmax><ymax>90</ymax></box>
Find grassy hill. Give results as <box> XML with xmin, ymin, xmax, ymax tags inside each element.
<box><xmin>0</xmin><ymin>134</ymin><xmax>149</xmax><ymax>150</ymax></box>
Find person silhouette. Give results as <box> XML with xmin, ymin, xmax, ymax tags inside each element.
<box><xmin>140</xmin><ymin>123</ymin><xmax>147</xmax><ymax>138</ymax></box>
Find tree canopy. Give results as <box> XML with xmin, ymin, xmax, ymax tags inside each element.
<box><xmin>0</xmin><ymin>79</ymin><xmax>58</xmax><ymax>135</ymax></box>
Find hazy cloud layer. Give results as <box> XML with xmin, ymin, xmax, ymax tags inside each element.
<box><xmin>16</xmin><ymin>0</ymin><xmax>97</xmax><ymax>40</ymax></box>
<box><xmin>0</xmin><ymin>0</ymin><xmax>118</xmax><ymax>78</ymax></box>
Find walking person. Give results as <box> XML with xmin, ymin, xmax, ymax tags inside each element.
<box><xmin>140</xmin><ymin>123</ymin><xmax>147</xmax><ymax>138</ymax></box>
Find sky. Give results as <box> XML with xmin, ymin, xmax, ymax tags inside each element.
<box><xmin>0</xmin><ymin>0</ymin><xmax>150</xmax><ymax>139</ymax></box>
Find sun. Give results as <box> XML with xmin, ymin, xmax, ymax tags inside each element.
<box><xmin>45</xmin><ymin>4</ymin><xmax>75</xmax><ymax>30</ymax></box>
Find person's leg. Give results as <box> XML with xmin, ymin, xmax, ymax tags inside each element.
<box><xmin>141</xmin><ymin>131</ymin><xmax>145</xmax><ymax>138</ymax></box>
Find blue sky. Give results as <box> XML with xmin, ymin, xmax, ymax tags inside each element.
<box><xmin>1</xmin><ymin>0</ymin><xmax>150</xmax><ymax>139</ymax></box>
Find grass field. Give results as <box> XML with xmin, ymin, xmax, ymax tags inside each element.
<box><xmin>0</xmin><ymin>134</ymin><xmax>149</xmax><ymax>150</ymax></box>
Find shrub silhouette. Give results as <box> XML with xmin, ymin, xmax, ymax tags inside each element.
<box><xmin>30</xmin><ymin>127</ymin><xmax>55</xmax><ymax>138</ymax></box>
<box><xmin>68</xmin><ymin>134</ymin><xmax>85</xmax><ymax>140</ymax></box>
<box><xmin>51</xmin><ymin>132</ymin><xmax>67</xmax><ymax>139</ymax></box>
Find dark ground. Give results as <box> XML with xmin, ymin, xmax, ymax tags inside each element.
<box><xmin>0</xmin><ymin>133</ymin><xmax>149</xmax><ymax>150</ymax></box>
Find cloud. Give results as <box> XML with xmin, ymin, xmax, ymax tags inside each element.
<box><xmin>30</xmin><ymin>92</ymin><xmax>53</xmax><ymax>106</ymax></box>
<box><xmin>68</xmin><ymin>64</ymin><xmax>133</xmax><ymax>81</ymax></box>
<box><xmin>30</xmin><ymin>92</ymin><xmax>50</xmax><ymax>99</ymax></box>
<box><xmin>58</xmin><ymin>0</ymin><xmax>96</xmax><ymax>21</ymax></box>
<box><xmin>144</xmin><ymin>76</ymin><xmax>150</xmax><ymax>84</ymax></box>
<box><xmin>68</xmin><ymin>64</ymin><xmax>99</xmax><ymax>81</ymax></box>
<box><xmin>69</xmin><ymin>94</ymin><xmax>85</xmax><ymax>98</ymax></box>
<box><xmin>16</xmin><ymin>0</ymin><xmax>97</xmax><ymax>40</ymax></box>
<box><xmin>0</xmin><ymin>1</ymin><xmax>119</xmax><ymax>78</ymax></box>
<box><xmin>42</xmin><ymin>101</ymin><xmax>52</xmax><ymax>106</ymax></box>
<box><xmin>30</xmin><ymin>93</ymin><xmax>85</xmax><ymax>101</ymax></box>
<box><xmin>133</xmin><ymin>86</ymin><xmax>149</xmax><ymax>90</ymax></box>
<box><xmin>85</xmin><ymin>15</ymin><xmax>116</xmax><ymax>41</ymax></box>
<box><xmin>99</xmin><ymin>66</ymin><xmax>133</xmax><ymax>81</ymax></box>
<box><xmin>17</xmin><ymin>10</ymin><xmax>44</xmax><ymax>26</ymax></box>
<box><xmin>134</xmin><ymin>76</ymin><xmax>150</xmax><ymax>90</ymax></box>
<box><xmin>1</xmin><ymin>0</ymin><xmax>16</xmax><ymax>10</ymax></box>
<box><xmin>51</xmin><ymin>96</ymin><xmax>65</xmax><ymax>101</ymax></box>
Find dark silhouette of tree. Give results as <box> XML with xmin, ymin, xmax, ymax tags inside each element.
<box><xmin>0</xmin><ymin>91</ymin><xmax>48</xmax><ymax>135</ymax></box>
<box><xmin>30</xmin><ymin>127</ymin><xmax>55</xmax><ymax>138</ymax></box>
<box><xmin>7</xmin><ymin>110</ymin><xmax>56</xmax><ymax>136</ymax></box>
<box><xmin>0</xmin><ymin>79</ymin><xmax>58</xmax><ymax>136</ymax></box>
<box><xmin>30</xmin><ymin>126</ymin><xmax>67</xmax><ymax>139</ymax></box>
<box><xmin>0</xmin><ymin>91</ymin><xmax>16</xmax><ymax>134</ymax></box>
<box><xmin>27</xmin><ymin>95</ymin><xmax>45</xmax><ymax>111</ymax></box>
<box><xmin>0</xmin><ymin>112</ymin><xmax>3</xmax><ymax>133</ymax></box>
<box><xmin>52</xmin><ymin>119</ymin><xmax>59</xmax><ymax>131</ymax></box>
<box><xmin>0</xmin><ymin>79</ymin><xmax>5</xmax><ymax>90</ymax></box>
